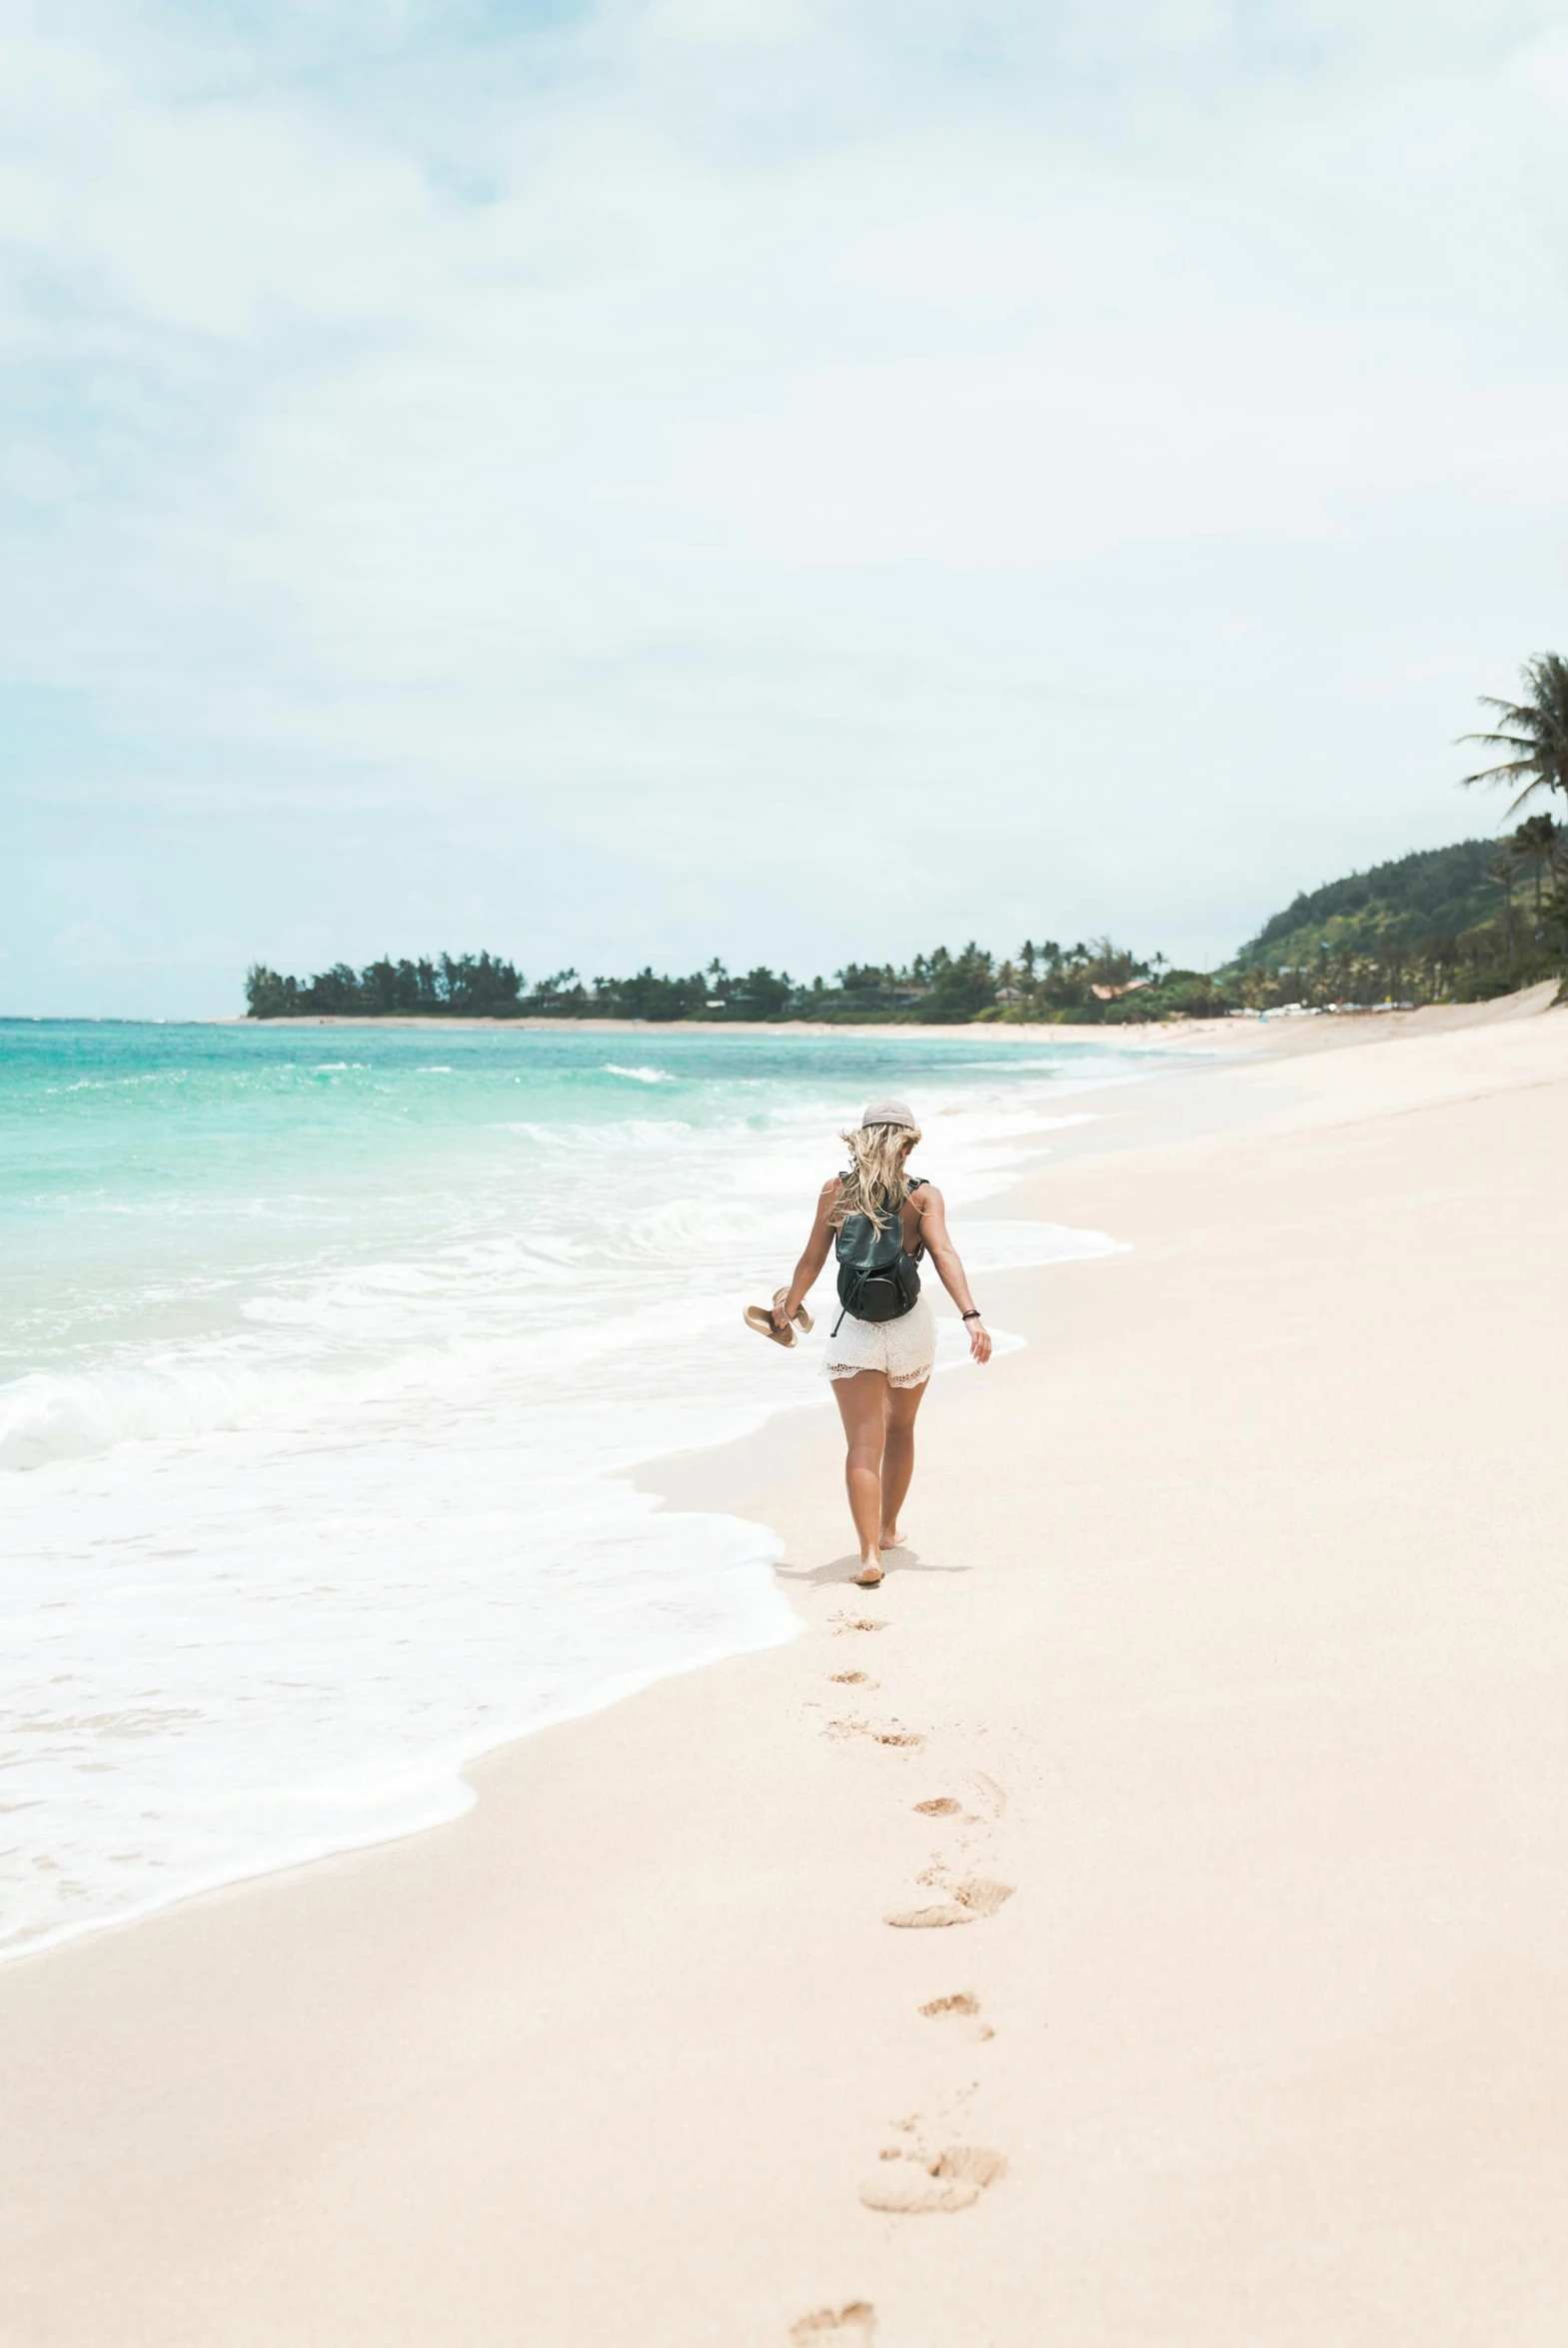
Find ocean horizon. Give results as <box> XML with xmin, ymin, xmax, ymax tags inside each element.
<box><xmin>2</xmin><ymin>1022</ymin><xmax>1143</xmax><ymax>1960</ymax></box>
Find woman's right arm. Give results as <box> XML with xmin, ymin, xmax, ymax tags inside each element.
<box><xmin>773</xmin><ymin>1177</ymin><xmax>841</xmax><ymax>1326</ymax></box>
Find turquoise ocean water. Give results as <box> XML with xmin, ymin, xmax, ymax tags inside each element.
<box><xmin>1</xmin><ymin>1021</ymin><xmax>1140</xmax><ymax>1958</ymax></box>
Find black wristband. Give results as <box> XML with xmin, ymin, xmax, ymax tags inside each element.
<box><xmin>961</xmin><ymin>1308</ymin><xmax>982</xmax><ymax>1320</ymax></box>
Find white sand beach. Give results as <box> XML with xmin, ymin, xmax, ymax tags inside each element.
<box><xmin>4</xmin><ymin>991</ymin><xmax>1567</xmax><ymax>2347</ymax></box>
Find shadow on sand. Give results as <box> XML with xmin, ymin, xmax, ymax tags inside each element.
<box><xmin>774</xmin><ymin>1546</ymin><xmax>971</xmax><ymax>1589</ymax></box>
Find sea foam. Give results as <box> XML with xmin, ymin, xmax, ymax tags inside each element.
<box><xmin>0</xmin><ymin>1024</ymin><xmax>1142</xmax><ymax>1959</ymax></box>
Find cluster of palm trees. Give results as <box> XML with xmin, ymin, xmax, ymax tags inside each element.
<box><xmin>1234</xmin><ymin>917</ymin><xmax>1552</xmax><ymax>1016</ymax></box>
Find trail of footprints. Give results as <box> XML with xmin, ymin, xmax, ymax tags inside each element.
<box><xmin>788</xmin><ymin>1607</ymin><xmax>1015</xmax><ymax>2337</ymax></box>
<box><xmin>830</xmin><ymin>1607</ymin><xmax>1011</xmax><ymax>2222</ymax></box>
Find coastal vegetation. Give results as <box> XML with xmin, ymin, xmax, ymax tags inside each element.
<box><xmin>244</xmin><ymin>826</ymin><xmax>1567</xmax><ymax>1025</ymax></box>
<box><xmin>244</xmin><ymin>940</ymin><xmax>1236</xmax><ymax>1026</ymax></box>
<box><xmin>246</xmin><ymin>660</ymin><xmax>1568</xmax><ymax>1026</ymax></box>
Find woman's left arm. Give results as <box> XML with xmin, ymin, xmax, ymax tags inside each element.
<box><xmin>915</xmin><ymin>1185</ymin><xmax>992</xmax><ymax>1364</ymax></box>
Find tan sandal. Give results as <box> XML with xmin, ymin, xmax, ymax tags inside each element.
<box><xmin>744</xmin><ymin>1290</ymin><xmax>814</xmax><ymax>1347</ymax></box>
<box><xmin>744</xmin><ymin>1303</ymin><xmax>796</xmax><ymax>1347</ymax></box>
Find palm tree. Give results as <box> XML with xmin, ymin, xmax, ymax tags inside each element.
<box><xmin>1513</xmin><ymin>813</ymin><xmax>1567</xmax><ymax>948</ymax></box>
<box><xmin>1459</xmin><ymin>653</ymin><xmax>1568</xmax><ymax>815</ymax></box>
<box><xmin>1488</xmin><ymin>835</ymin><xmax>1526</xmax><ymax>963</ymax></box>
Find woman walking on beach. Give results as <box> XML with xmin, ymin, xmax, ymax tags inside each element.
<box><xmin>767</xmin><ymin>1101</ymin><xmax>991</xmax><ymax>1587</ymax></box>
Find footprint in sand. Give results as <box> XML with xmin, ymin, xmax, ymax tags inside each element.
<box><xmin>966</xmin><ymin>1770</ymin><xmax>1006</xmax><ymax>1818</ymax></box>
<box><xmin>884</xmin><ymin>1903</ymin><xmax>973</xmax><ymax>1928</ymax></box>
<box><xmin>789</xmin><ymin>2302</ymin><xmax>875</xmax><ymax>2345</ymax></box>
<box><xmin>829</xmin><ymin>1671</ymin><xmax>871</xmax><ymax>1685</ymax></box>
<box><xmin>912</xmin><ymin>1796</ymin><xmax>961</xmax><ymax>1816</ymax></box>
<box><xmin>919</xmin><ymin>1991</ymin><xmax>994</xmax><ymax>2042</ymax></box>
<box><xmin>824</xmin><ymin>1719</ymin><xmax>925</xmax><ymax>1748</ymax></box>
<box><xmin>954</xmin><ymin>1876</ymin><xmax>1013</xmax><ymax>1916</ymax></box>
<box><xmin>859</xmin><ymin>2146</ymin><xmax>1006</xmax><ymax>2215</ymax></box>
<box><xmin>883</xmin><ymin>1878</ymin><xmax>1014</xmax><ymax>1930</ymax></box>
<box><xmin>832</xmin><ymin>1616</ymin><xmax>887</xmax><ymax>1635</ymax></box>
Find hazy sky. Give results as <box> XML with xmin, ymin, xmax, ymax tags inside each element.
<box><xmin>5</xmin><ymin>0</ymin><xmax>1568</xmax><ymax>1015</ymax></box>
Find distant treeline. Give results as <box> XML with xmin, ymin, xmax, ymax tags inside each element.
<box><xmin>245</xmin><ymin>942</ymin><xmax>1230</xmax><ymax>1026</ymax></box>
<box><xmin>245</xmin><ymin>824</ymin><xmax>1568</xmax><ymax>1027</ymax></box>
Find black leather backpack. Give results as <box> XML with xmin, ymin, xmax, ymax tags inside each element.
<box><xmin>832</xmin><ymin>1176</ymin><xmax>926</xmax><ymax>1331</ymax></box>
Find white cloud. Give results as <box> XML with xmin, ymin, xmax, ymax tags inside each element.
<box><xmin>3</xmin><ymin>0</ymin><xmax>1568</xmax><ymax>1011</ymax></box>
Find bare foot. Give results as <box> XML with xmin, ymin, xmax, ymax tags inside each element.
<box><xmin>853</xmin><ymin>1558</ymin><xmax>884</xmax><ymax>1586</ymax></box>
<box><xmin>878</xmin><ymin>1524</ymin><xmax>905</xmax><ymax>1550</ymax></box>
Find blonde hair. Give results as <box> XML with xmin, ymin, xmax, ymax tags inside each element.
<box><xmin>833</xmin><ymin>1120</ymin><xmax>922</xmax><ymax>1230</ymax></box>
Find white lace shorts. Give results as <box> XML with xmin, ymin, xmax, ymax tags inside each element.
<box><xmin>820</xmin><ymin>1292</ymin><xmax>936</xmax><ymax>1389</ymax></box>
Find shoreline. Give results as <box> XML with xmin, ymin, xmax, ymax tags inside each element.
<box><xmin>198</xmin><ymin>980</ymin><xmax>1563</xmax><ymax>1046</ymax></box>
<box><xmin>205</xmin><ymin>1010</ymin><xmax>1255</xmax><ymax>1044</ymax></box>
<box><xmin>18</xmin><ymin>985</ymin><xmax>1555</xmax><ymax>1053</ymax></box>
<box><xmin>5</xmin><ymin>988</ymin><xmax>1567</xmax><ymax>2343</ymax></box>
<box><xmin>0</xmin><ymin>1034</ymin><xmax>1146</xmax><ymax>1974</ymax></box>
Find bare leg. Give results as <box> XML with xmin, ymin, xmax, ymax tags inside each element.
<box><xmin>830</xmin><ymin>1369</ymin><xmax>890</xmax><ymax>1582</ymax></box>
<box><xmin>879</xmin><ymin>1377</ymin><xmax>928</xmax><ymax>1547</ymax></box>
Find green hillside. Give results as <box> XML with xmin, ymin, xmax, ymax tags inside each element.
<box><xmin>1230</xmin><ymin>839</ymin><xmax>1501</xmax><ymax>972</ymax></box>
